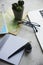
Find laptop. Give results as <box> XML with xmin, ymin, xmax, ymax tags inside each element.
<box><xmin>28</xmin><ymin>9</ymin><xmax>43</xmax><ymax>52</ymax></box>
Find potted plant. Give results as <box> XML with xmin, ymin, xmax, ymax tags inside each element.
<box><xmin>12</xmin><ymin>0</ymin><xmax>24</xmax><ymax>21</ymax></box>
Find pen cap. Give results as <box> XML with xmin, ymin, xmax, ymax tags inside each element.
<box><xmin>25</xmin><ymin>42</ymin><xmax>32</xmax><ymax>53</ymax></box>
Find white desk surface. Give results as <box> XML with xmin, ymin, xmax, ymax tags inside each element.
<box><xmin>0</xmin><ymin>0</ymin><xmax>43</xmax><ymax>65</ymax></box>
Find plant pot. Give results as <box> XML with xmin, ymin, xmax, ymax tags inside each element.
<box><xmin>12</xmin><ymin>7</ymin><xmax>24</xmax><ymax>21</ymax></box>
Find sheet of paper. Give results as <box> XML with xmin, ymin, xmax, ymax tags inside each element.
<box><xmin>0</xmin><ymin>34</ymin><xmax>28</xmax><ymax>65</ymax></box>
<box><xmin>28</xmin><ymin>9</ymin><xmax>43</xmax><ymax>51</ymax></box>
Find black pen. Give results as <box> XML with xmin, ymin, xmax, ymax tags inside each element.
<box><xmin>8</xmin><ymin>42</ymin><xmax>32</xmax><ymax>59</ymax></box>
<box><xmin>8</xmin><ymin>43</ymin><xmax>28</xmax><ymax>59</ymax></box>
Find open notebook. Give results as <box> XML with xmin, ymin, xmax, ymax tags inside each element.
<box><xmin>0</xmin><ymin>34</ymin><xmax>28</xmax><ymax>65</ymax></box>
<box><xmin>28</xmin><ymin>8</ymin><xmax>43</xmax><ymax>52</ymax></box>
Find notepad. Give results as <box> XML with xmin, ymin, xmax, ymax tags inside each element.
<box><xmin>28</xmin><ymin>8</ymin><xmax>43</xmax><ymax>51</ymax></box>
<box><xmin>0</xmin><ymin>34</ymin><xmax>28</xmax><ymax>65</ymax></box>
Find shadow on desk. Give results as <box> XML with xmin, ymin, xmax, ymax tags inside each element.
<box><xmin>0</xmin><ymin>34</ymin><xmax>5</xmax><ymax>38</ymax></box>
<box><xmin>0</xmin><ymin>59</ymin><xmax>13</xmax><ymax>65</ymax></box>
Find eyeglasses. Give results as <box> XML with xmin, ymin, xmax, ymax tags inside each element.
<box><xmin>18</xmin><ymin>15</ymin><xmax>40</xmax><ymax>32</ymax></box>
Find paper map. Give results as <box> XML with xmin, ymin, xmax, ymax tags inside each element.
<box><xmin>0</xmin><ymin>7</ymin><xmax>21</xmax><ymax>35</ymax></box>
<box><xmin>0</xmin><ymin>12</ymin><xmax>7</xmax><ymax>34</ymax></box>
